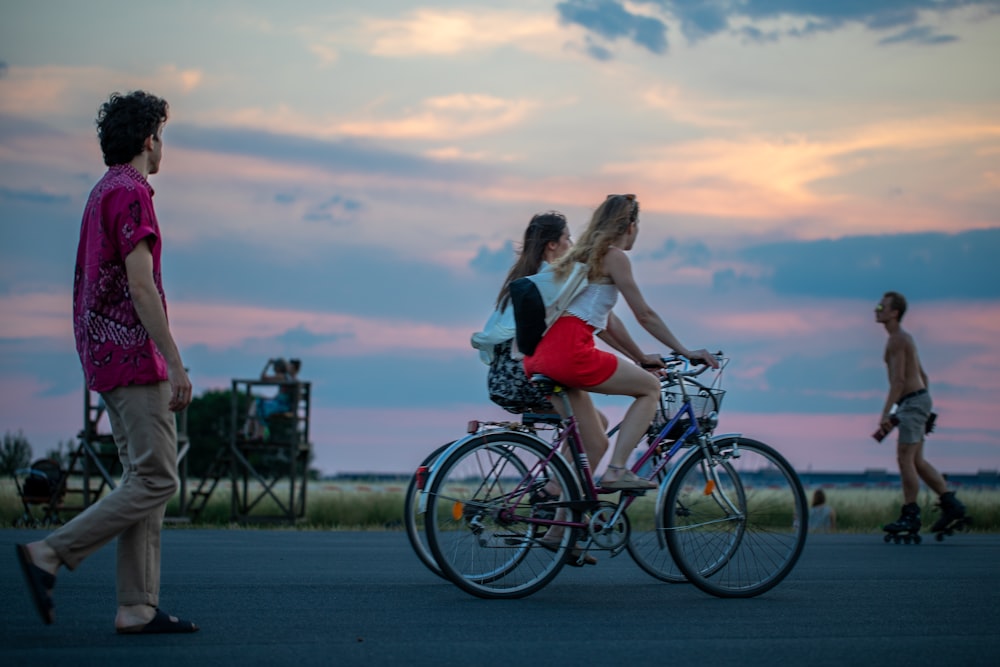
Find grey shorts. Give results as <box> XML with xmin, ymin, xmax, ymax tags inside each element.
<box><xmin>897</xmin><ymin>391</ymin><xmax>932</xmax><ymax>444</ymax></box>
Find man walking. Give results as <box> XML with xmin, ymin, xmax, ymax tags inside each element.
<box><xmin>876</xmin><ymin>291</ymin><xmax>966</xmax><ymax>536</ymax></box>
<box><xmin>16</xmin><ymin>91</ymin><xmax>198</xmax><ymax>633</ymax></box>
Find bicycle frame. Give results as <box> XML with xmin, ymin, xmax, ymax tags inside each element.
<box><xmin>527</xmin><ymin>376</ymin><xmax>724</xmax><ymax>542</ymax></box>
<box><xmin>420</xmin><ymin>352</ymin><xmax>809</xmax><ymax>600</ymax></box>
<box><xmin>420</xmin><ymin>366</ymin><xmax>737</xmax><ymax>551</ymax></box>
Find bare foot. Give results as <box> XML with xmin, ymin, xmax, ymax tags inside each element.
<box><xmin>26</xmin><ymin>541</ymin><xmax>60</xmax><ymax>578</ymax></box>
<box><xmin>599</xmin><ymin>466</ymin><xmax>656</xmax><ymax>490</ymax></box>
<box><xmin>115</xmin><ymin>604</ymin><xmax>157</xmax><ymax>630</ymax></box>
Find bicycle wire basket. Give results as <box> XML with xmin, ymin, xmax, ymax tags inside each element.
<box><xmin>648</xmin><ymin>362</ymin><xmax>727</xmax><ymax>440</ymax></box>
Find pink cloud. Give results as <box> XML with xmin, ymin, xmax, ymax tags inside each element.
<box><xmin>0</xmin><ymin>292</ymin><xmax>72</xmax><ymax>339</ymax></box>
<box><xmin>170</xmin><ymin>301</ymin><xmax>472</xmax><ymax>353</ymax></box>
<box><xmin>716</xmin><ymin>411</ymin><xmax>998</xmax><ymax>474</ymax></box>
<box><xmin>0</xmin><ymin>376</ymin><xmax>81</xmax><ymax>455</ymax></box>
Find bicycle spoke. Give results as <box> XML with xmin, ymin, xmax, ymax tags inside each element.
<box><xmin>425</xmin><ymin>432</ymin><xmax>580</xmax><ymax>599</ymax></box>
<box><xmin>664</xmin><ymin>438</ymin><xmax>807</xmax><ymax>598</ymax></box>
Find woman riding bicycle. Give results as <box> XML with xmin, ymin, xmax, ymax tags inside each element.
<box><xmin>524</xmin><ymin>194</ymin><xmax>718</xmax><ymax>490</ymax></box>
<box><xmin>474</xmin><ymin>209</ymin><xmax>660</xmax><ymax>469</ymax></box>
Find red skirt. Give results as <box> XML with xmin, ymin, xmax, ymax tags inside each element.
<box><xmin>523</xmin><ymin>315</ymin><xmax>618</xmax><ymax>388</ymax></box>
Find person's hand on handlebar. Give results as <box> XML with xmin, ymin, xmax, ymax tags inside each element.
<box><xmin>685</xmin><ymin>348</ymin><xmax>720</xmax><ymax>369</ymax></box>
<box><xmin>637</xmin><ymin>353</ymin><xmax>666</xmax><ymax>370</ymax></box>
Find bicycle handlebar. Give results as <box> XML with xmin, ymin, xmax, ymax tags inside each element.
<box><xmin>653</xmin><ymin>351</ymin><xmax>725</xmax><ymax>379</ymax></box>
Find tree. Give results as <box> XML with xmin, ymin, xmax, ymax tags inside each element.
<box><xmin>45</xmin><ymin>439</ymin><xmax>76</xmax><ymax>471</ymax></box>
<box><xmin>185</xmin><ymin>389</ymin><xmax>251</xmax><ymax>477</ymax></box>
<box><xmin>0</xmin><ymin>430</ymin><xmax>33</xmax><ymax>475</ymax></box>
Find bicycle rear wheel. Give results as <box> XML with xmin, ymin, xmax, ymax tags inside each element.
<box><xmin>664</xmin><ymin>437</ymin><xmax>807</xmax><ymax>598</ymax></box>
<box><xmin>404</xmin><ymin>442</ymin><xmax>453</xmax><ymax>579</ymax></box>
<box><xmin>425</xmin><ymin>431</ymin><xmax>580</xmax><ymax>599</ymax></box>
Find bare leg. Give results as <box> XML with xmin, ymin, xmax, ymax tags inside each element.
<box><xmin>542</xmin><ymin>389</ymin><xmax>609</xmax><ymax>498</ymax></box>
<box><xmin>912</xmin><ymin>440</ymin><xmax>948</xmax><ymax>495</ymax></box>
<box><xmin>563</xmin><ymin>388</ymin><xmax>609</xmax><ymax>468</ymax></box>
<box><xmin>896</xmin><ymin>442</ymin><xmax>921</xmax><ymax>504</ymax></box>
<box><xmin>587</xmin><ymin>362</ymin><xmax>659</xmax><ymax>481</ymax></box>
<box><xmin>897</xmin><ymin>439</ymin><xmax>947</xmax><ymax>503</ymax></box>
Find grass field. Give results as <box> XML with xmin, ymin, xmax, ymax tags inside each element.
<box><xmin>2</xmin><ymin>477</ymin><xmax>997</xmax><ymax>532</ymax></box>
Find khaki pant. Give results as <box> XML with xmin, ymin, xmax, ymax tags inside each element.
<box><xmin>45</xmin><ymin>382</ymin><xmax>178</xmax><ymax>607</ymax></box>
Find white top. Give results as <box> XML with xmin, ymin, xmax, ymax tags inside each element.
<box><xmin>808</xmin><ymin>505</ymin><xmax>834</xmax><ymax>533</ymax></box>
<box><xmin>470</xmin><ymin>261</ymin><xmax>555</xmax><ymax>364</ymax></box>
<box><xmin>470</xmin><ymin>304</ymin><xmax>514</xmax><ymax>364</ymax></box>
<box><xmin>566</xmin><ymin>283</ymin><xmax>618</xmax><ymax>332</ymax></box>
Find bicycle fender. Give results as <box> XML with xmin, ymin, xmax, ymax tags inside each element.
<box><xmin>651</xmin><ymin>433</ymin><xmax>744</xmax><ymax>549</ymax></box>
<box><xmin>417</xmin><ymin>429</ymin><xmax>556</xmax><ymax>514</ymax></box>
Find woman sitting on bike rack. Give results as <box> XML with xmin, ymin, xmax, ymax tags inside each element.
<box><xmin>524</xmin><ymin>194</ymin><xmax>718</xmax><ymax>490</ymax></box>
<box><xmin>472</xmin><ymin>212</ymin><xmax>573</xmax><ymax>418</ymax></box>
<box><xmin>473</xmin><ymin>210</ymin><xmax>644</xmax><ymax>468</ymax></box>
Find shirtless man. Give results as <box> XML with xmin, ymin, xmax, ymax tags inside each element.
<box><xmin>876</xmin><ymin>291</ymin><xmax>965</xmax><ymax>535</ymax></box>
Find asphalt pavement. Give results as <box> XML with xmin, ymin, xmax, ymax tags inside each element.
<box><xmin>2</xmin><ymin>529</ymin><xmax>998</xmax><ymax>666</ymax></box>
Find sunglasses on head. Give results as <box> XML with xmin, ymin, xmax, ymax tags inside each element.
<box><xmin>606</xmin><ymin>194</ymin><xmax>638</xmax><ymax>223</ymax></box>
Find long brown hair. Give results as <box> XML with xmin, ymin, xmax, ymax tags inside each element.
<box><xmin>496</xmin><ymin>211</ymin><xmax>568</xmax><ymax>309</ymax></box>
<box><xmin>553</xmin><ymin>194</ymin><xmax>638</xmax><ymax>280</ymax></box>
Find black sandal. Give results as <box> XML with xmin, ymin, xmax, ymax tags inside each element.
<box><xmin>16</xmin><ymin>544</ymin><xmax>55</xmax><ymax>625</ymax></box>
<box><xmin>117</xmin><ymin>608</ymin><xmax>199</xmax><ymax>634</ymax></box>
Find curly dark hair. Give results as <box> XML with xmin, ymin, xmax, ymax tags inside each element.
<box><xmin>96</xmin><ymin>91</ymin><xmax>169</xmax><ymax>166</ymax></box>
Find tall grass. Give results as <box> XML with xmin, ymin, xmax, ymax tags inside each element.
<box><xmin>808</xmin><ymin>486</ymin><xmax>1000</xmax><ymax>532</ymax></box>
<box><xmin>2</xmin><ymin>478</ymin><xmax>997</xmax><ymax>531</ymax></box>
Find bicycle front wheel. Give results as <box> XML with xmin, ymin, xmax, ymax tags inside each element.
<box><xmin>664</xmin><ymin>437</ymin><xmax>807</xmax><ymax>598</ymax></box>
<box><xmin>425</xmin><ymin>431</ymin><xmax>581</xmax><ymax>599</ymax></box>
<box><xmin>628</xmin><ymin>453</ymin><xmax>740</xmax><ymax>584</ymax></box>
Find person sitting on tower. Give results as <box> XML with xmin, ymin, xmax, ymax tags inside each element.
<box><xmin>243</xmin><ymin>358</ymin><xmax>301</xmax><ymax>440</ymax></box>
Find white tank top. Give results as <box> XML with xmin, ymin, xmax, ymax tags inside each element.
<box><xmin>567</xmin><ymin>283</ymin><xmax>618</xmax><ymax>331</ymax></box>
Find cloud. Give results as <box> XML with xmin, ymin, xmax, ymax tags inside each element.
<box><xmin>0</xmin><ymin>61</ymin><xmax>8</xmax><ymax>79</ymax></box>
<box><xmin>878</xmin><ymin>25</ymin><xmax>959</xmax><ymax>46</ymax></box>
<box><xmin>0</xmin><ymin>64</ymin><xmax>205</xmax><ymax>118</ymax></box>
<box><xmin>0</xmin><ymin>185</ymin><xmax>72</xmax><ymax>206</ymax></box>
<box><xmin>647</xmin><ymin>238</ymin><xmax>711</xmax><ymax>267</ymax></box>
<box><xmin>160</xmin><ymin>235</ymin><xmax>500</xmax><ymax>325</ymax></box>
<box><xmin>166</xmin><ymin>123</ymin><xmax>498</xmax><ymax>182</ymax></box>
<box><xmin>469</xmin><ymin>241</ymin><xmax>516</xmax><ymax>275</ymax></box>
<box><xmin>357</xmin><ymin>8</ymin><xmax>560</xmax><ymax>57</ymax></box>
<box><xmin>601</xmin><ymin>113</ymin><xmax>1000</xmax><ymax>225</ymax></box>
<box><xmin>0</xmin><ymin>113</ymin><xmax>70</xmax><ymax>143</ymax></box>
<box><xmin>302</xmin><ymin>195</ymin><xmax>363</xmax><ymax>225</ymax></box>
<box><xmin>558</xmin><ymin>0</ymin><xmax>995</xmax><ymax>57</ymax></box>
<box><xmin>334</xmin><ymin>94</ymin><xmax>540</xmax><ymax>141</ymax></box>
<box><xmin>734</xmin><ymin>228</ymin><xmax>1000</xmax><ymax>300</ymax></box>
<box><xmin>556</xmin><ymin>0</ymin><xmax>669</xmax><ymax>54</ymax></box>
<box><xmin>640</xmin><ymin>85</ymin><xmax>744</xmax><ymax>128</ymax></box>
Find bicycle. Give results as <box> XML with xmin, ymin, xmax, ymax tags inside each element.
<box><xmin>404</xmin><ymin>407</ymin><xmax>674</xmax><ymax>581</ymax></box>
<box><xmin>404</xmin><ymin>370</ymin><xmax>717</xmax><ymax>583</ymax></box>
<box><xmin>411</xmin><ymin>355</ymin><xmax>725</xmax><ymax>589</ymax></box>
<box><xmin>420</xmin><ymin>353</ymin><xmax>807</xmax><ymax>599</ymax></box>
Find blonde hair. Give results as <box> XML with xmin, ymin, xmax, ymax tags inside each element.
<box><xmin>553</xmin><ymin>194</ymin><xmax>638</xmax><ymax>280</ymax></box>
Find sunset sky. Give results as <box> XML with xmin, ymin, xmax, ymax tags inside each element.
<box><xmin>1</xmin><ymin>0</ymin><xmax>998</xmax><ymax>477</ymax></box>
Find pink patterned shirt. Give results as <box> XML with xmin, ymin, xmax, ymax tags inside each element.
<box><xmin>73</xmin><ymin>164</ymin><xmax>169</xmax><ymax>392</ymax></box>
